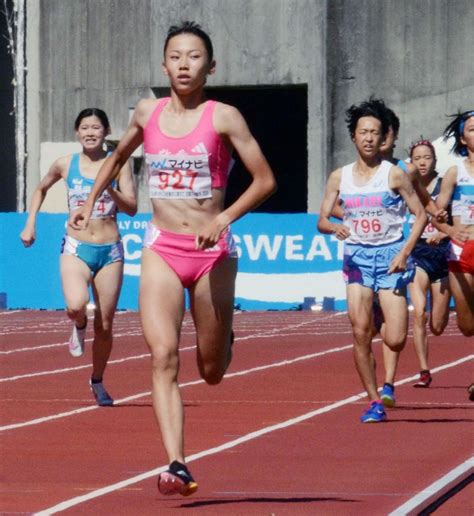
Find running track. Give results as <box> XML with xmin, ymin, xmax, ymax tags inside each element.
<box><xmin>0</xmin><ymin>309</ymin><xmax>472</xmax><ymax>515</ymax></box>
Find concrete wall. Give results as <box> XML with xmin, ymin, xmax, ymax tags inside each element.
<box><xmin>327</xmin><ymin>0</ymin><xmax>474</xmax><ymax>170</ymax></box>
<box><xmin>27</xmin><ymin>0</ymin><xmax>327</xmax><ymax>212</ymax></box>
<box><xmin>0</xmin><ymin>0</ymin><xmax>17</xmax><ymax>211</ymax></box>
<box><xmin>25</xmin><ymin>0</ymin><xmax>473</xmax><ymax>214</ymax></box>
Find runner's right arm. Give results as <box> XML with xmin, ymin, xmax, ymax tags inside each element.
<box><xmin>317</xmin><ymin>169</ymin><xmax>351</xmax><ymax>240</ymax></box>
<box><xmin>20</xmin><ymin>158</ymin><xmax>66</xmax><ymax>247</ymax></box>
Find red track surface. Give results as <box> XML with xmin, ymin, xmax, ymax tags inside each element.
<box><xmin>0</xmin><ymin>310</ymin><xmax>472</xmax><ymax>515</ymax></box>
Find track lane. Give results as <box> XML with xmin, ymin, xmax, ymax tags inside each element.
<box><xmin>0</xmin><ymin>311</ymin><xmax>471</xmax><ymax>514</ymax></box>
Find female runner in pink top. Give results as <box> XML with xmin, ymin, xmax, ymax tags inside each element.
<box><xmin>70</xmin><ymin>21</ymin><xmax>277</xmax><ymax>496</ymax></box>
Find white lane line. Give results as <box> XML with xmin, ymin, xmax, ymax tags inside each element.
<box><xmin>0</xmin><ymin>341</ymin><xmax>83</xmax><ymax>355</ymax></box>
<box><xmin>0</xmin><ymin>323</ymin><xmax>345</xmax><ymax>357</ymax></box>
<box><xmin>35</xmin><ymin>393</ymin><xmax>367</xmax><ymax>514</ymax></box>
<box><xmin>34</xmin><ymin>356</ymin><xmax>474</xmax><ymax>515</ymax></box>
<box><xmin>1</xmin><ymin>341</ymin><xmax>218</xmax><ymax>382</ymax></box>
<box><xmin>2</xmin><ymin>347</ymin><xmax>472</xmax><ymax>434</ymax></box>
<box><xmin>0</xmin><ymin>331</ymin><xmax>144</xmax><ymax>355</ymax></box>
<box><xmin>0</xmin><ymin>353</ymin><xmax>148</xmax><ymax>382</ymax></box>
<box><xmin>0</xmin><ymin>317</ymin><xmax>350</xmax><ymax>380</ymax></box>
<box><xmin>388</xmin><ymin>456</ymin><xmax>474</xmax><ymax>515</ymax></box>
<box><xmin>0</xmin><ymin>343</ymin><xmax>353</xmax><ymax>431</ymax></box>
<box><xmin>389</xmin><ymin>355</ymin><xmax>474</xmax><ymax>387</ymax></box>
<box><xmin>0</xmin><ymin>311</ymin><xmax>347</xmax><ymax>352</ymax></box>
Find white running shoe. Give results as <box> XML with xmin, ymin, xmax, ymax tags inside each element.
<box><xmin>68</xmin><ymin>322</ymin><xmax>86</xmax><ymax>357</ymax></box>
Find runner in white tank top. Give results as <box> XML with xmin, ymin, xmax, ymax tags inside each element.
<box><xmin>318</xmin><ymin>98</ymin><xmax>427</xmax><ymax>423</ymax></box>
<box><xmin>329</xmin><ymin>103</ymin><xmax>454</xmax><ymax>407</ymax></box>
<box><xmin>340</xmin><ymin>159</ymin><xmax>406</xmax><ymax>246</ymax></box>
<box><xmin>438</xmin><ymin>111</ymin><xmax>474</xmax><ymax>400</ymax></box>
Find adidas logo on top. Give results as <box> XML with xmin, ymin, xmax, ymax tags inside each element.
<box><xmin>191</xmin><ymin>143</ymin><xmax>208</xmax><ymax>154</ymax></box>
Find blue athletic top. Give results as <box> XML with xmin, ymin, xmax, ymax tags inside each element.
<box><xmin>409</xmin><ymin>176</ymin><xmax>450</xmax><ymax>244</ymax></box>
<box><xmin>397</xmin><ymin>159</ymin><xmax>409</xmax><ymax>173</ymax></box>
<box><xmin>66</xmin><ymin>153</ymin><xmax>117</xmax><ymax>218</ymax></box>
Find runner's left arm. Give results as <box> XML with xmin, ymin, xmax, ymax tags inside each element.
<box><xmin>107</xmin><ymin>160</ymin><xmax>137</xmax><ymax>216</ymax></box>
<box><xmin>195</xmin><ymin>104</ymin><xmax>277</xmax><ymax>250</ymax></box>
<box><xmin>389</xmin><ymin>166</ymin><xmax>427</xmax><ymax>272</ymax></box>
<box><xmin>407</xmin><ymin>164</ymin><xmax>447</xmax><ymax>221</ymax></box>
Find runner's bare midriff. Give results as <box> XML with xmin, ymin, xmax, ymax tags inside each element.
<box><xmin>150</xmin><ymin>189</ymin><xmax>226</xmax><ymax>233</ymax></box>
<box><xmin>68</xmin><ymin>216</ymin><xmax>120</xmax><ymax>243</ymax></box>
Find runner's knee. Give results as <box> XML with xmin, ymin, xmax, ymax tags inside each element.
<box><xmin>457</xmin><ymin>322</ymin><xmax>474</xmax><ymax>337</ymax></box>
<box><xmin>352</xmin><ymin>326</ymin><xmax>373</xmax><ymax>344</ymax></box>
<box><xmin>150</xmin><ymin>346</ymin><xmax>179</xmax><ymax>376</ymax></box>
<box><xmin>384</xmin><ymin>337</ymin><xmax>405</xmax><ymax>353</ymax></box>
<box><xmin>197</xmin><ymin>348</ymin><xmax>227</xmax><ymax>385</ymax></box>
<box><xmin>93</xmin><ymin>323</ymin><xmax>113</xmax><ymax>341</ymax></box>
<box><xmin>66</xmin><ymin>304</ymin><xmax>86</xmax><ymax>321</ymax></box>
<box><xmin>413</xmin><ymin>309</ymin><xmax>427</xmax><ymax>328</ymax></box>
<box><xmin>430</xmin><ymin>319</ymin><xmax>447</xmax><ymax>336</ymax></box>
<box><xmin>199</xmin><ymin>363</ymin><xmax>225</xmax><ymax>385</ymax></box>
<box><xmin>93</xmin><ymin>313</ymin><xmax>113</xmax><ymax>337</ymax></box>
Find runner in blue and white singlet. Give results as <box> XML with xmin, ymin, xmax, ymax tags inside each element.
<box><xmin>20</xmin><ymin>108</ymin><xmax>136</xmax><ymax>406</ymax></box>
<box><xmin>438</xmin><ymin>110</ymin><xmax>474</xmax><ymax>401</ymax></box>
<box><xmin>318</xmin><ymin>98</ymin><xmax>427</xmax><ymax>423</ymax></box>
<box><xmin>438</xmin><ymin>111</ymin><xmax>474</xmax><ymax>338</ymax></box>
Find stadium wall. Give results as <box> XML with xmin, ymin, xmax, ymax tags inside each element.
<box><xmin>22</xmin><ymin>0</ymin><xmax>473</xmax><ymax>215</ymax></box>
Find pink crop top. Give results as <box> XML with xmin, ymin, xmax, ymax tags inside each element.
<box><xmin>143</xmin><ymin>98</ymin><xmax>234</xmax><ymax>200</ymax></box>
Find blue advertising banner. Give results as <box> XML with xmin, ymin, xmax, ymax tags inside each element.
<box><xmin>0</xmin><ymin>213</ymin><xmax>346</xmax><ymax>310</ymax></box>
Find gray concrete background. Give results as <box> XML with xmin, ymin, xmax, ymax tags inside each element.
<box><xmin>327</xmin><ymin>0</ymin><xmax>474</xmax><ymax>169</ymax></box>
<box><xmin>26</xmin><ymin>0</ymin><xmax>474</xmax><ymax>212</ymax></box>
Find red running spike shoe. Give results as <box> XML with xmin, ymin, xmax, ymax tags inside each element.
<box><xmin>413</xmin><ymin>371</ymin><xmax>432</xmax><ymax>388</ymax></box>
<box><xmin>158</xmin><ymin>461</ymin><xmax>198</xmax><ymax>496</ymax></box>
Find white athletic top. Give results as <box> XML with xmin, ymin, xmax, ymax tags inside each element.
<box><xmin>451</xmin><ymin>160</ymin><xmax>474</xmax><ymax>225</ymax></box>
<box><xmin>340</xmin><ymin>160</ymin><xmax>406</xmax><ymax>246</ymax></box>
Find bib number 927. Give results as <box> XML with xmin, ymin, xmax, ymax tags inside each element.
<box><xmin>158</xmin><ymin>170</ymin><xmax>198</xmax><ymax>191</ymax></box>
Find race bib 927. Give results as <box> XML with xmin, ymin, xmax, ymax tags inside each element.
<box><xmin>146</xmin><ymin>153</ymin><xmax>212</xmax><ymax>199</ymax></box>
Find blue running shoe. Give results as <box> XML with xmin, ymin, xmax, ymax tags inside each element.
<box><xmin>360</xmin><ymin>401</ymin><xmax>387</xmax><ymax>423</ymax></box>
<box><xmin>380</xmin><ymin>383</ymin><xmax>396</xmax><ymax>408</ymax></box>
<box><xmin>90</xmin><ymin>380</ymin><xmax>114</xmax><ymax>407</ymax></box>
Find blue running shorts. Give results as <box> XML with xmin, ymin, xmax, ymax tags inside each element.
<box><xmin>412</xmin><ymin>239</ymin><xmax>449</xmax><ymax>283</ymax></box>
<box><xmin>61</xmin><ymin>235</ymin><xmax>124</xmax><ymax>275</ymax></box>
<box><xmin>343</xmin><ymin>239</ymin><xmax>415</xmax><ymax>293</ymax></box>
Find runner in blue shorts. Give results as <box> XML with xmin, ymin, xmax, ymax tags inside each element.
<box><xmin>20</xmin><ymin>108</ymin><xmax>137</xmax><ymax>406</ymax></box>
<box><xmin>373</xmin><ymin>106</ymin><xmax>455</xmax><ymax>405</ymax></box>
<box><xmin>318</xmin><ymin>98</ymin><xmax>427</xmax><ymax>423</ymax></box>
<box><xmin>407</xmin><ymin>139</ymin><xmax>451</xmax><ymax>388</ymax></box>
<box><xmin>330</xmin><ymin>103</ymin><xmax>451</xmax><ymax>408</ymax></box>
